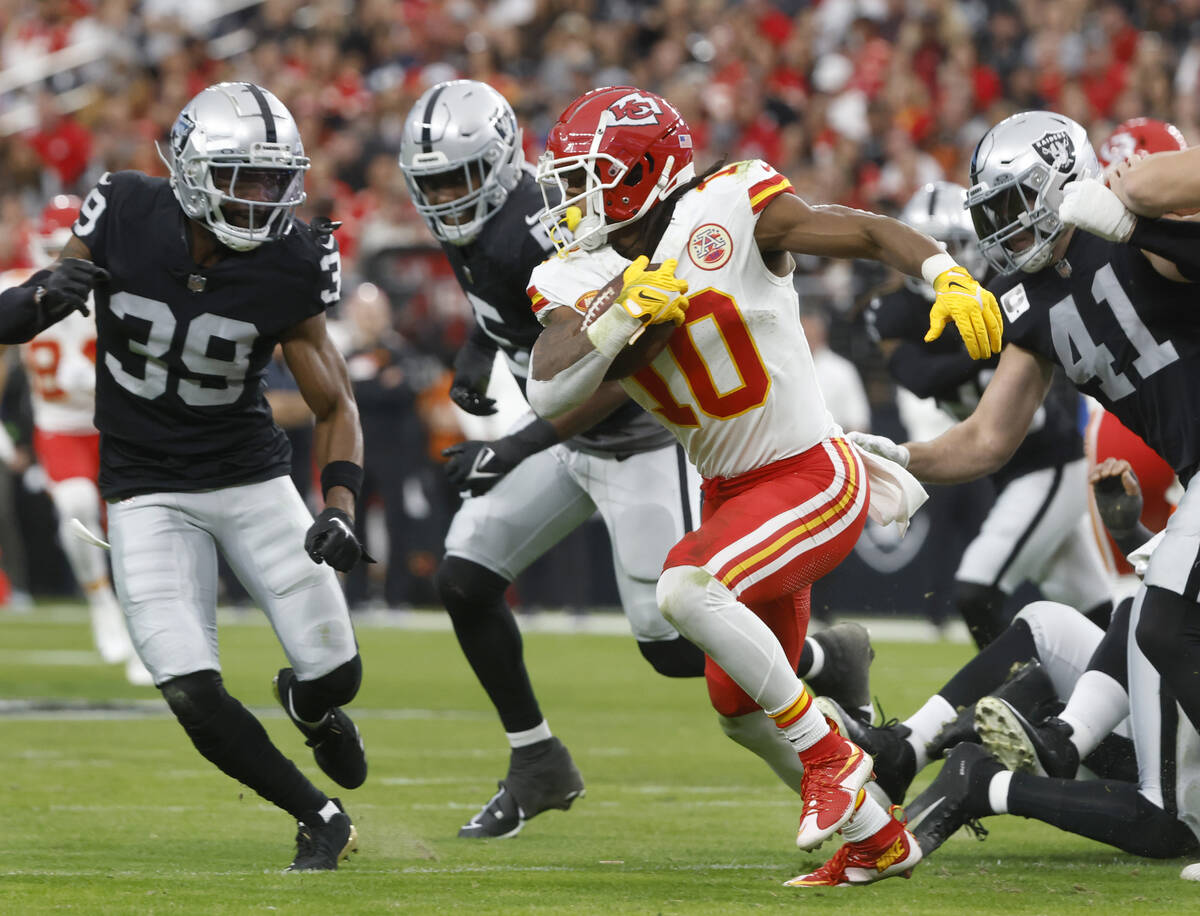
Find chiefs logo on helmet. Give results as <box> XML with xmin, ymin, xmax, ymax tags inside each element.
<box><xmin>607</xmin><ymin>92</ymin><xmax>664</xmax><ymax>126</ymax></box>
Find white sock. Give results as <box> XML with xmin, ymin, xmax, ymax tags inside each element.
<box><xmin>840</xmin><ymin>791</ymin><xmax>891</xmax><ymax>842</ymax></box>
<box><xmin>507</xmin><ymin>721</ymin><xmax>553</xmax><ymax>749</ymax></box>
<box><xmin>804</xmin><ymin>638</ymin><xmax>826</xmax><ymax>679</ymax></box>
<box><xmin>987</xmin><ymin>770</ymin><xmax>1013</xmax><ymax>815</ymax></box>
<box><xmin>1059</xmin><ymin>670</ymin><xmax>1128</xmax><ymax>759</ymax></box>
<box><xmin>902</xmin><ymin>694</ymin><xmax>957</xmax><ymax>771</ymax></box>
<box><xmin>767</xmin><ymin>689</ymin><xmax>830</xmax><ymax>753</ymax></box>
<box><xmin>316</xmin><ymin>799</ymin><xmax>340</xmax><ymax>823</ymax></box>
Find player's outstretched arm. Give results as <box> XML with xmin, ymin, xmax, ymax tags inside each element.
<box><xmin>283</xmin><ymin>312</ymin><xmax>371</xmax><ymax>572</ymax></box>
<box><xmin>904</xmin><ymin>345</ymin><xmax>1053</xmax><ymax>485</ymax></box>
<box><xmin>755</xmin><ymin>194</ymin><xmax>1002</xmax><ymax>359</ymax></box>
<box><xmin>1091</xmin><ymin>458</ymin><xmax>1155</xmax><ymax>557</ymax></box>
<box><xmin>1107</xmin><ymin>148</ymin><xmax>1200</xmax><ymax>218</ymax></box>
<box><xmin>0</xmin><ymin>235</ymin><xmax>106</xmax><ymax>344</ymax></box>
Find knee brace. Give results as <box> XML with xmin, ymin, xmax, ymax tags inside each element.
<box><xmin>954</xmin><ymin>580</ymin><xmax>1010</xmax><ymax>649</ymax></box>
<box><xmin>637</xmin><ymin>636</ymin><xmax>705</xmax><ymax>678</ymax></box>
<box><xmin>290</xmin><ymin>655</ymin><xmax>362</xmax><ymax>722</ymax></box>
<box><xmin>435</xmin><ymin>555</ymin><xmax>510</xmax><ymax>625</ymax></box>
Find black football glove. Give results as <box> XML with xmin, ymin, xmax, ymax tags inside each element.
<box><xmin>1093</xmin><ymin>468</ymin><xmax>1143</xmax><ymax>534</ymax></box>
<box><xmin>304</xmin><ymin>507</ymin><xmax>374</xmax><ymax>572</ymax></box>
<box><xmin>442</xmin><ymin>439</ymin><xmax>523</xmax><ymax>497</ymax></box>
<box><xmin>41</xmin><ymin>258</ymin><xmax>108</xmax><ymax>322</ymax></box>
<box><xmin>449</xmin><ymin>337</ymin><xmax>498</xmax><ymax>416</ymax></box>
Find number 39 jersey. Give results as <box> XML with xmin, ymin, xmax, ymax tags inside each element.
<box><xmin>73</xmin><ymin>170</ymin><xmax>341</xmax><ymax>499</ymax></box>
<box><xmin>530</xmin><ymin>159</ymin><xmax>836</xmax><ymax>479</ymax></box>
<box><xmin>994</xmin><ymin>230</ymin><xmax>1200</xmax><ymax>483</ymax></box>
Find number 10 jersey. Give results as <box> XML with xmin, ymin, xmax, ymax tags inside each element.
<box><xmin>530</xmin><ymin>159</ymin><xmax>837</xmax><ymax>480</ymax></box>
<box><xmin>73</xmin><ymin>170</ymin><xmax>341</xmax><ymax>499</ymax></box>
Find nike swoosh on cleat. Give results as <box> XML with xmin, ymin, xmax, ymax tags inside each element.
<box><xmin>832</xmin><ymin>748</ymin><xmax>864</xmax><ymax>782</ymax></box>
<box><xmin>904</xmin><ymin>796</ymin><xmax>945</xmax><ymax>832</ymax></box>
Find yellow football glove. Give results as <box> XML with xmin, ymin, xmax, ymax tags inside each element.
<box><xmin>618</xmin><ymin>255</ymin><xmax>690</xmax><ymax>327</ymax></box>
<box><xmin>925</xmin><ymin>266</ymin><xmax>1003</xmax><ymax>360</ymax></box>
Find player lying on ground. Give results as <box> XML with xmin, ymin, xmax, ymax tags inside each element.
<box><xmin>524</xmin><ymin>85</ymin><xmax>1001</xmax><ymax>888</ymax></box>
<box><xmin>398</xmin><ymin>80</ymin><xmax>877</xmax><ymax>839</ymax></box>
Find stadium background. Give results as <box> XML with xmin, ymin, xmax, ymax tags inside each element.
<box><xmin>1</xmin><ymin>0</ymin><xmax>1194</xmax><ymax>623</ymax></box>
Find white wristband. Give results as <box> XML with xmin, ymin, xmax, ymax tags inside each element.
<box><xmin>920</xmin><ymin>252</ymin><xmax>959</xmax><ymax>286</ymax></box>
<box><xmin>585</xmin><ymin>303</ymin><xmax>642</xmax><ymax>359</ymax></box>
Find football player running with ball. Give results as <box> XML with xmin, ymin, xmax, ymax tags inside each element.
<box><xmin>0</xmin><ymin>82</ymin><xmax>370</xmax><ymax>872</ymax></box>
<box><xmin>399</xmin><ymin>80</ymin><xmax>878</xmax><ymax>840</ymax></box>
<box><xmin>524</xmin><ymin>85</ymin><xmax>1001</xmax><ymax>888</ymax></box>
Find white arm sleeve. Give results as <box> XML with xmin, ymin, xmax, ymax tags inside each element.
<box><xmin>527</xmin><ymin>348</ymin><xmax>614</xmax><ymax>419</ymax></box>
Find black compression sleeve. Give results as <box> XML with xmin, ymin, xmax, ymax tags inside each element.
<box><xmin>1129</xmin><ymin>215</ymin><xmax>1200</xmax><ymax>281</ymax></box>
<box><xmin>501</xmin><ymin>416</ymin><xmax>559</xmax><ymax>458</ymax></box>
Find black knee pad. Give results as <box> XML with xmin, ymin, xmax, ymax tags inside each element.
<box><xmin>160</xmin><ymin>670</ymin><xmax>227</xmax><ymax>727</ymax></box>
<box><xmin>954</xmin><ymin>580</ymin><xmax>1010</xmax><ymax>649</ymax></box>
<box><xmin>435</xmin><ymin>556</ymin><xmax>510</xmax><ymax>622</ymax></box>
<box><xmin>295</xmin><ymin>655</ymin><xmax>363</xmax><ymax>716</ymax></box>
<box><xmin>638</xmin><ymin>636</ymin><xmax>705</xmax><ymax>678</ymax></box>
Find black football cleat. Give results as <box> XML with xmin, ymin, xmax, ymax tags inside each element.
<box><xmin>806</xmin><ymin>623</ymin><xmax>875</xmax><ymax>720</ymax></box>
<box><xmin>906</xmin><ymin>743</ymin><xmax>1000</xmax><ymax>857</ymax></box>
<box><xmin>975</xmin><ymin>698</ymin><xmax>1080</xmax><ymax>779</ymax></box>
<box><xmin>274</xmin><ymin>667</ymin><xmax>367</xmax><ymax>790</ymax></box>
<box><xmin>458</xmin><ymin>737</ymin><xmax>585</xmax><ymax>838</ymax></box>
<box><xmin>925</xmin><ymin>660</ymin><xmax>1060</xmax><ymax>762</ymax></box>
<box><xmin>286</xmin><ymin>798</ymin><xmax>358</xmax><ymax>872</ymax></box>
<box><xmin>817</xmin><ymin>696</ymin><xmax>915</xmax><ymax>805</ymax></box>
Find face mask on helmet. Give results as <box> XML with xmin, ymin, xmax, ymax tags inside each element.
<box><xmin>399</xmin><ymin>80</ymin><xmax>524</xmax><ymax>246</ymax></box>
<box><xmin>535</xmin><ymin>87</ymin><xmax>696</xmax><ymax>254</ymax></box>
<box><xmin>158</xmin><ymin>82</ymin><xmax>309</xmax><ymax>252</ymax></box>
<box><xmin>966</xmin><ymin>111</ymin><xmax>1099</xmax><ymax>276</ymax></box>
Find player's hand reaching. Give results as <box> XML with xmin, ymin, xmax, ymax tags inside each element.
<box><xmin>617</xmin><ymin>256</ymin><xmax>690</xmax><ymax>327</ymax></box>
<box><xmin>1090</xmin><ymin>457</ymin><xmax>1143</xmax><ymax>533</ymax></box>
<box><xmin>442</xmin><ymin>438</ymin><xmax>521</xmax><ymax>497</ymax></box>
<box><xmin>305</xmin><ymin>507</ymin><xmax>374</xmax><ymax>572</ymax></box>
<box><xmin>40</xmin><ymin>258</ymin><xmax>108</xmax><ymax>322</ymax></box>
<box><xmin>449</xmin><ymin>339</ymin><xmax>498</xmax><ymax>416</ymax></box>
<box><xmin>1059</xmin><ymin>178</ymin><xmax>1136</xmax><ymax>242</ymax></box>
<box><xmin>925</xmin><ymin>265</ymin><xmax>1003</xmax><ymax>360</ymax></box>
<box><xmin>846</xmin><ymin>431</ymin><xmax>910</xmax><ymax>468</ymax></box>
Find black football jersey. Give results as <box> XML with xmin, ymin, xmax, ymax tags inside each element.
<box><xmin>441</xmin><ymin>167</ymin><xmax>672</xmax><ymax>456</ymax></box>
<box><xmin>868</xmin><ymin>284</ymin><xmax>1083</xmax><ymax>487</ymax></box>
<box><xmin>73</xmin><ymin>170</ymin><xmax>341</xmax><ymax>499</ymax></box>
<box><xmin>995</xmin><ymin>230</ymin><xmax>1200</xmax><ymax>482</ymax></box>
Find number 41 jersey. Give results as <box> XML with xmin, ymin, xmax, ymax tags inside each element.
<box><xmin>995</xmin><ymin>229</ymin><xmax>1200</xmax><ymax>483</ymax></box>
<box><xmin>73</xmin><ymin>170</ymin><xmax>341</xmax><ymax>499</ymax></box>
<box><xmin>530</xmin><ymin>159</ymin><xmax>836</xmax><ymax>479</ymax></box>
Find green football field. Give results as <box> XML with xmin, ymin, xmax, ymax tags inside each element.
<box><xmin>0</xmin><ymin>605</ymin><xmax>1192</xmax><ymax>914</ymax></box>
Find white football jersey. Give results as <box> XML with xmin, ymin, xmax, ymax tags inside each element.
<box><xmin>529</xmin><ymin>160</ymin><xmax>836</xmax><ymax>479</ymax></box>
<box><xmin>0</xmin><ymin>268</ymin><xmax>97</xmax><ymax>434</ymax></box>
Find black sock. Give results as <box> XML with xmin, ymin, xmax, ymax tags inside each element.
<box><xmin>954</xmin><ymin>580</ymin><xmax>1010</xmax><ymax>649</ymax></box>
<box><xmin>939</xmin><ymin>618</ymin><xmax>1038</xmax><ymax>709</ymax></box>
<box><xmin>796</xmin><ymin>640</ymin><xmax>815</xmax><ymax>679</ymax></box>
<box><xmin>1086</xmin><ymin>596</ymin><xmax>1131</xmax><ymax>688</ymax></box>
<box><xmin>290</xmin><ymin>656</ymin><xmax>362</xmax><ymax>723</ymax></box>
<box><xmin>437</xmin><ymin>556</ymin><xmax>542</xmax><ymax>733</ymax></box>
<box><xmin>1007</xmin><ymin>772</ymin><xmax>1198</xmax><ymax>858</ymax></box>
<box><xmin>638</xmin><ymin>636</ymin><xmax>705</xmax><ymax>677</ymax></box>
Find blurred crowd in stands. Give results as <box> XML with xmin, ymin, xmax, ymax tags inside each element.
<box><xmin>0</xmin><ymin>0</ymin><xmax>1195</xmax><ymax>613</ymax></box>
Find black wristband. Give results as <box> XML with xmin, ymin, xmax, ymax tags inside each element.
<box><xmin>1129</xmin><ymin>216</ymin><xmax>1200</xmax><ymax>281</ymax></box>
<box><xmin>501</xmin><ymin>417</ymin><xmax>559</xmax><ymax>459</ymax></box>
<box><xmin>320</xmin><ymin>460</ymin><xmax>365</xmax><ymax>501</ymax></box>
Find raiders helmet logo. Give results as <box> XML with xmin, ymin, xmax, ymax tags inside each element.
<box><xmin>607</xmin><ymin>92</ymin><xmax>663</xmax><ymax>126</ymax></box>
<box><xmin>171</xmin><ymin>112</ymin><xmax>196</xmax><ymax>158</ymax></box>
<box><xmin>1033</xmin><ymin>130</ymin><xmax>1076</xmax><ymax>174</ymax></box>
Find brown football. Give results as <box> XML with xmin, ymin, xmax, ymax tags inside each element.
<box><xmin>578</xmin><ymin>264</ymin><xmax>677</xmax><ymax>380</ymax></box>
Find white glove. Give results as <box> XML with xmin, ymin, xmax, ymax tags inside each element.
<box><xmin>846</xmin><ymin>430</ymin><xmax>910</xmax><ymax>469</ymax></box>
<box><xmin>1059</xmin><ymin>178</ymin><xmax>1136</xmax><ymax>242</ymax></box>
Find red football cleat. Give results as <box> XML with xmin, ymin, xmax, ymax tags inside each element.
<box><xmin>794</xmin><ymin>722</ymin><xmax>873</xmax><ymax>851</ymax></box>
<box><xmin>786</xmin><ymin>818</ymin><xmax>922</xmax><ymax>887</ymax></box>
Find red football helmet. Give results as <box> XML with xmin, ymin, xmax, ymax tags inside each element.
<box><xmin>536</xmin><ymin>86</ymin><xmax>696</xmax><ymax>252</ymax></box>
<box><xmin>30</xmin><ymin>194</ymin><xmax>81</xmax><ymax>267</ymax></box>
<box><xmin>1097</xmin><ymin>117</ymin><xmax>1187</xmax><ymax>168</ymax></box>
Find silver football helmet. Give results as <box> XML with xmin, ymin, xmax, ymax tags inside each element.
<box><xmin>900</xmin><ymin>181</ymin><xmax>986</xmax><ymax>299</ymax></box>
<box><xmin>157</xmin><ymin>82</ymin><xmax>309</xmax><ymax>252</ymax></box>
<box><xmin>398</xmin><ymin>80</ymin><xmax>524</xmax><ymax>246</ymax></box>
<box><xmin>966</xmin><ymin>110</ymin><xmax>1100</xmax><ymax>276</ymax></box>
